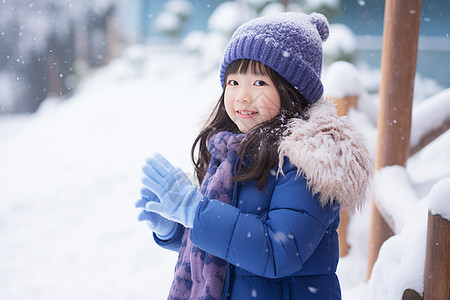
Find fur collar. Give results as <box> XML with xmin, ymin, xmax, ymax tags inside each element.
<box><xmin>278</xmin><ymin>98</ymin><xmax>373</xmax><ymax>212</ymax></box>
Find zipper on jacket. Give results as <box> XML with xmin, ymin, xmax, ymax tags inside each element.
<box><xmin>282</xmin><ymin>279</ymin><xmax>291</xmax><ymax>300</ymax></box>
<box><xmin>222</xmin><ymin>263</ymin><xmax>232</xmax><ymax>299</ymax></box>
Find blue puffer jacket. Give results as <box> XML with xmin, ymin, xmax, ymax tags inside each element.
<box><xmin>155</xmin><ymin>99</ymin><xmax>372</xmax><ymax>300</ymax></box>
<box><xmin>192</xmin><ymin>158</ymin><xmax>341</xmax><ymax>299</ymax></box>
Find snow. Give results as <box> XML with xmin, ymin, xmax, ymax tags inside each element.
<box><xmin>323</xmin><ymin>61</ymin><xmax>365</xmax><ymax>98</ymax></box>
<box><xmin>1</xmin><ymin>30</ymin><xmax>450</xmax><ymax>300</ymax></box>
<box><xmin>207</xmin><ymin>1</ymin><xmax>251</xmax><ymax>35</ymax></box>
<box><xmin>364</xmin><ymin>167</ymin><xmax>428</xmax><ymax>299</ymax></box>
<box><xmin>155</xmin><ymin>11</ymin><xmax>182</xmax><ymax>34</ymax></box>
<box><xmin>182</xmin><ymin>30</ymin><xmax>207</xmax><ymax>53</ymax></box>
<box><xmin>336</xmin><ymin>204</ymin><xmax>370</xmax><ymax>293</ymax></box>
<box><xmin>165</xmin><ymin>0</ymin><xmax>194</xmax><ymax>17</ymax></box>
<box><xmin>306</xmin><ymin>0</ymin><xmax>340</xmax><ymax>9</ymax></box>
<box><xmin>428</xmin><ymin>178</ymin><xmax>450</xmax><ymax>220</ymax></box>
<box><xmin>260</xmin><ymin>2</ymin><xmax>303</xmax><ymax>17</ymax></box>
<box><xmin>155</xmin><ymin>0</ymin><xmax>194</xmax><ymax>35</ymax></box>
<box><xmin>323</xmin><ymin>23</ymin><xmax>357</xmax><ymax>60</ymax></box>
<box><xmin>0</xmin><ymin>45</ymin><xmax>219</xmax><ymax>299</ymax></box>
<box><xmin>366</xmin><ymin>204</ymin><xmax>427</xmax><ymax>299</ymax></box>
<box><xmin>374</xmin><ymin>166</ymin><xmax>421</xmax><ymax>233</ymax></box>
<box><xmin>410</xmin><ymin>88</ymin><xmax>450</xmax><ymax>149</ymax></box>
<box><xmin>0</xmin><ymin>73</ymin><xmax>16</xmax><ymax>109</ymax></box>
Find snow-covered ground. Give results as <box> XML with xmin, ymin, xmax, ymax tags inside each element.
<box><xmin>1</xmin><ymin>45</ymin><xmax>449</xmax><ymax>299</ymax></box>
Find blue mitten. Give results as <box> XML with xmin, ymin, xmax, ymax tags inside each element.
<box><xmin>135</xmin><ymin>188</ymin><xmax>177</xmax><ymax>239</ymax></box>
<box><xmin>141</xmin><ymin>153</ymin><xmax>202</xmax><ymax>228</ymax></box>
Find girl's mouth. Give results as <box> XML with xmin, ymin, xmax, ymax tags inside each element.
<box><xmin>237</xmin><ymin>110</ymin><xmax>258</xmax><ymax>119</ymax></box>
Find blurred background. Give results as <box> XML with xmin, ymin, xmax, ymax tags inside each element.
<box><xmin>1</xmin><ymin>0</ymin><xmax>449</xmax><ymax>115</ymax></box>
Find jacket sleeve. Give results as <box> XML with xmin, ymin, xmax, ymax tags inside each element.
<box><xmin>153</xmin><ymin>223</ymin><xmax>185</xmax><ymax>252</ymax></box>
<box><xmin>190</xmin><ymin>167</ymin><xmax>340</xmax><ymax>279</ymax></box>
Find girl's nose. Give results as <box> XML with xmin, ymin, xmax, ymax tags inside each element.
<box><xmin>236</xmin><ymin>89</ymin><xmax>252</xmax><ymax>103</ymax></box>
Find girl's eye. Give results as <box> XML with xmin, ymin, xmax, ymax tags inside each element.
<box><xmin>254</xmin><ymin>80</ymin><xmax>266</xmax><ymax>86</ymax></box>
<box><xmin>228</xmin><ymin>79</ymin><xmax>238</xmax><ymax>86</ymax></box>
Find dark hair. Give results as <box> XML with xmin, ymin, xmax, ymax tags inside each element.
<box><xmin>191</xmin><ymin>59</ymin><xmax>309</xmax><ymax>190</ymax></box>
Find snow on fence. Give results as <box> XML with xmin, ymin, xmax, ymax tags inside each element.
<box><xmin>410</xmin><ymin>88</ymin><xmax>450</xmax><ymax>156</ymax></box>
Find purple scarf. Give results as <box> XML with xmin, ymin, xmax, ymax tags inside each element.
<box><xmin>168</xmin><ymin>131</ymin><xmax>243</xmax><ymax>300</ymax></box>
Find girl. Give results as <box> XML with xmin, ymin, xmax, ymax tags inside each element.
<box><xmin>136</xmin><ymin>12</ymin><xmax>372</xmax><ymax>300</ymax></box>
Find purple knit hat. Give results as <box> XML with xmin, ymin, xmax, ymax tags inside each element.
<box><xmin>219</xmin><ymin>12</ymin><xmax>329</xmax><ymax>104</ymax></box>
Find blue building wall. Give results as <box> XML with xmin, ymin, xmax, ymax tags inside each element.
<box><xmin>333</xmin><ymin>0</ymin><xmax>450</xmax><ymax>87</ymax></box>
<box><xmin>334</xmin><ymin>0</ymin><xmax>450</xmax><ymax>37</ymax></box>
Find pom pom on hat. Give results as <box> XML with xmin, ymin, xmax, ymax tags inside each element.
<box><xmin>220</xmin><ymin>12</ymin><xmax>329</xmax><ymax>104</ymax></box>
<box><xmin>309</xmin><ymin>13</ymin><xmax>329</xmax><ymax>42</ymax></box>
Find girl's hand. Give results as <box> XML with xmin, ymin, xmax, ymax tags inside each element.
<box><xmin>141</xmin><ymin>153</ymin><xmax>202</xmax><ymax>228</ymax></box>
<box><xmin>135</xmin><ymin>188</ymin><xmax>177</xmax><ymax>239</ymax></box>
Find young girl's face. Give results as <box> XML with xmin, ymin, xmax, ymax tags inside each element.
<box><xmin>224</xmin><ymin>69</ymin><xmax>281</xmax><ymax>133</ymax></box>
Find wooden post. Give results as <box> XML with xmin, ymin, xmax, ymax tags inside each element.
<box><xmin>366</xmin><ymin>0</ymin><xmax>422</xmax><ymax>279</ymax></box>
<box><xmin>329</xmin><ymin>95</ymin><xmax>359</xmax><ymax>257</ymax></box>
<box><xmin>332</xmin><ymin>95</ymin><xmax>358</xmax><ymax>117</ymax></box>
<box><xmin>47</xmin><ymin>54</ymin><xmax>62</xmax><ymax>97</ymax></box>
<box><xmin>423</xmin><ymin>212</ymin><xmax>450</xmax><ymax>300</ymax></box>
<box><xmin>106</xmin><ymin>14</ymin><xmax>123</xmax><ymax>64</ymax></box>
<box><xmin>337</xmin><ymin>209</ymin><xmax>350</xmax><ymax>257</ymax></box>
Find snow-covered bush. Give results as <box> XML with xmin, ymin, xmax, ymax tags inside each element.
<box><xmin>0</xmin><ymin>72</ymin><xmax>22</xmax><ymax>113</ymax></box>
<box><xmin>323</xmin><ymin>23</ymin><xmax>357</xmax><ymax>64</ymax></box>
<box><xmin>181</xmin><ymin>1</ymin><xmax>252</xmax><ymax>71</ymax></box>
<box><xmin>155</xmin><ymin>0</ymin><xmax>194</xmax><ymax>37</ymax></box>
<box><xmin>302</xmin><ymin>0</ymin><xmax>341</xmax><ymax>19</ymax></box>
<box><xmin>207</xmin><ymin>1</ymin><xmax>252</xmax><ymax>37</ymax></box>
<box><xmin>260</xmin><ymin>1</ymin><xmax>303</xmax><ymax>17</ymax></box>
<box><xmin>182</xmin><ymin>31</ymin><xmax>208</xmax><ymax>54</ymax></box>
<box><xmin>323</xmin><ymin>61</ymin><xmax>364</xmax><ymax>99</ymax></box>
